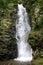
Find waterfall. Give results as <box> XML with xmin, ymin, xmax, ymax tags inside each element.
<box><xmin>14</xmin><ymin>4</ymin><xmax>33</xmax><ymax>62</ymax></box>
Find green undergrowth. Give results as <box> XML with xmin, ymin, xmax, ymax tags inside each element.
<box><xmin>32</xmin><ymin>57</ymin><xmax>43</xmax><ymax>65</ymax></box>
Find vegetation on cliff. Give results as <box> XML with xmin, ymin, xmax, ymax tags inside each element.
<box><xmin>0</xmin><ymin>0</ymin><xmax>43</xmax><ymax>61</ymax></box>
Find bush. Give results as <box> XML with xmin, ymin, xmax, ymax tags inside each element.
<box><xmin>29</xmin><ymin>30</ymin><xmax>43</xmax><ymax>51</ymax></box>
<box><xmin>34</xmin><ymin>16</ymin><xmax>43</xmax><ymax>30</ymax></box>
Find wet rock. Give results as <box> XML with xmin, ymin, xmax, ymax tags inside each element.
<box><xmin>0</xmin><ymin>6</ymin><xmax>18</xmax><ymax>61</ymax></box>
<box><xmin>0</xmin><ymin>38</ymin><xmax>18</xmax><ymax>61</ymax></box>
<box><xmin>10</xmin><ymin>10</ymin><xmax>17</xmax><ymax>19</ymax></box>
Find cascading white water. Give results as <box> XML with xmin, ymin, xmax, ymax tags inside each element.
<box><xmin>14</xmin><ymin>4</ymin><xmax>33</xmax><ymax>62</ymax></box>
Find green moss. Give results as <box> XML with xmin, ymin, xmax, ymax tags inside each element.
<box><xmin>32</xmin><ymin>57</ymin><xmax>43</xmax><ymax>65</ymax></box>
<box><xmin>34</xmin><ymin>16</ymin><xmax>43</xmax><ymax>30</ymax></box>
<box><xmin>1</xmin><ymin>18</ymin><xmax>12</xmax><ymax>29</ymax></box>
<box><xmin>29</xmin><ymin>30</ymin><xmax>43</xmax><ymax>51</ymax></box>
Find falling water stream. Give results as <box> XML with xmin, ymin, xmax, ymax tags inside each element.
<box><xmin>14</xmin><ymin>4</ymin><xmax>33</xmax><ymax>62</ymax></box>
<box><xmin>0</xmin><ymin>3</ymin><xmax>33</xmax><ymax>65</ymax></box>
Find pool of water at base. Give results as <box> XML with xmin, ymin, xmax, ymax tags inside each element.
<box><xmin>0</xmin><ymin>60</ymin><xmax>32</xmax><ymax>65</ymax></box>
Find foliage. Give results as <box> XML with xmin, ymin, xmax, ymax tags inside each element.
<box><xmin>0</xmin><ymin>0</ymin><xmax>18</xmax><ymax>9</ymax></box>
<box><xmin>34</xmin><ymin>16</ymin><xmax>43</xmax><ymax>30</ymax></box>
<box><xmin>29</xmin><ymin>30</ymin><xmax>43</xmax><ymax>51</ymax></box>
<box><xmin>0</xmin><ymin>0</ymin><xmax>43</xmax><ymax>60</ymax></box>
<box><xmin>32</xmin><ymin>57</ymin><xmax>43</xmax><ymax>65</ymax></box>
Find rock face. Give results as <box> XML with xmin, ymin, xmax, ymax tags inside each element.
<box><xmin>0</xmin><ymin>25</ymin><xmax>18</xmax><ymax>61</ymax></box>
<box><xmin>0</xmin><ymin>38</ymin><xmax>18</xmax><ymax>61</ymax></box>
<box><xmin>0</xmin><ymin>8</ymin><xmax>18</xmax><ymax>61</ymax></box>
